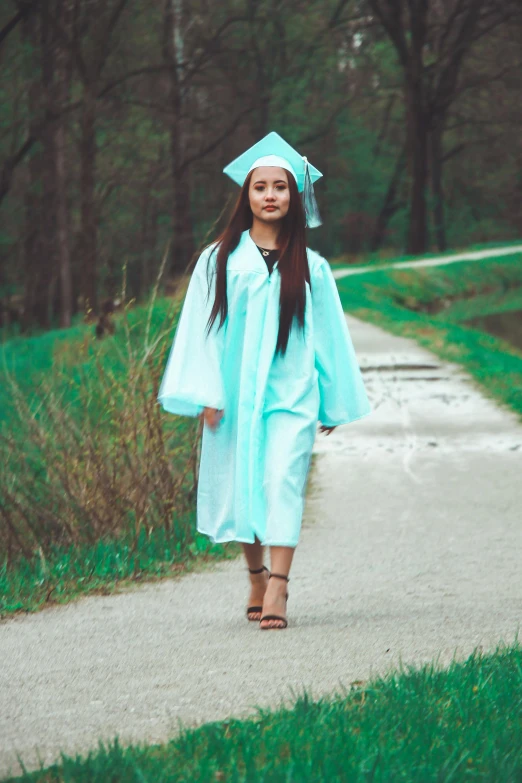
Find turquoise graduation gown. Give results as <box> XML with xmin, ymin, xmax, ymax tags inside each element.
<box><xmin>157</xmin><ymin>229</ymin><xmax>372</xmax><ymax>546</ymax></box>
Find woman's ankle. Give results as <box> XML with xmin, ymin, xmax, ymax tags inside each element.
<box><xmin>265</xmin><ymin>577</ymin><xmax>287</xmax><ymax>595</ymax></box>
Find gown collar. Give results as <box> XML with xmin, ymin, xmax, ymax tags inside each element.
<box><xmin>243</xmin><ymin>229</ymin><xmax>279</xmax><ymax>274</ymax></box>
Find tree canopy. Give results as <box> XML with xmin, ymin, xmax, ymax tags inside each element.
<box><xmin>1</xmin><ymin>0</ymin><xmax>521</xmax><ymax>331</ymax></box>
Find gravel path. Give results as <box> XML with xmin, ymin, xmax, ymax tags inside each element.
<box><xmin>1</xmin><ymin>248</ymin><xmax>521</xmax><ymax>779</ymax></box>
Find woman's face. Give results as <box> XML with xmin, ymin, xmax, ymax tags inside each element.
<box><xmin>248</xmin><ymin>166</ymin><xmax>290</xmax><ymax>223</ymax></box>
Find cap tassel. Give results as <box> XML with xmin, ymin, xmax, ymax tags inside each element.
<box><xmin>301</xmin><ymin>156</ymin><xmax>322</xmax><ymax>229</ymax></box>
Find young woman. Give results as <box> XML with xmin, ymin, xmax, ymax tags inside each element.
<box><xmin>158</xmin><ymin>132</ymin><xmax>372</xmax><ymax>630</ymax></box>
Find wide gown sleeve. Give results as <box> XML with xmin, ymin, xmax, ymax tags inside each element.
<box><xmin>157</xmin><ymin>246</ymin><xmax>226</xmax><ymax>417</ymax></box>
<box><xmin>312</xmin><ymin>257</ymin><xmax>372</xmax><ymax>426</ymax></box>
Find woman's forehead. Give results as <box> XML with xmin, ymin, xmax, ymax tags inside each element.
<box><xmin>250</xmin><ymin>166</ymin><xmax>289</xmax><ymax>184</ymax></box>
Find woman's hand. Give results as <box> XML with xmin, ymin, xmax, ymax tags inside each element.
<box><xmin>319</xmin><ymin>424</ymin><xmax>337</xmax><ymax>436</ymax></box>
<box><xmin>200</xmin><ymin>407</ymin><xmax>224</xmax><ymax>431</ymax></box>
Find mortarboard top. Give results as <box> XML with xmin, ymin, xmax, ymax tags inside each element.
<box><xmin>223</xmin><ymin>131</ymin><xmax>323</xmax><ymax>228</ymax></box>
<box><xmin>223</xmin><ymin>131</ymin><xmax>322</xmax><ymax>193</ymax></box>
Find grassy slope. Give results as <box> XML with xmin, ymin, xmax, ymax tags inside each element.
<box><xmin>0</xmin><ymin>295</ymin><xmax>242</xmax><ymax>617</ymax></box>
<box><xmin>328</xmin><ymin>238</ymin><xmax>522</xmax><ymax>269</ymax></box>
<box><xmin>334</xmin><ymin>251</ymin><xmax>522</xmax><ymax>418</ymax></box>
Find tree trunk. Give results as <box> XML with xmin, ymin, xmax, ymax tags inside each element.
<box><xmin>405</xmin><ymin>80</ymin><xmax>429</xmax><ymax>255</ymax></box>
<box><xmin>136</xmin><ymin>186</ymin><xmax>151</xmax><ymax>299</ymax></box>
<box><xmin>80</xmin><ymin>87</ymin><xmax>98</xmax><ymax>317</ymax></box>
<box><xmin>430</xmin><ymin>123</ymin><xmax>447</xmax><ymax>252</ymax></box>
<box><xmin>22</xmin><ymin>145</ymin><xmax>44</xmax><ymax>332</ymax></box>
<box><xmin>21</xmin><ymin>8</ymin><xmax>51</xmax><ymax>331</ymax></box>
<box><xmin>172</xmin><ymin>163</ymin><xmax>194</xmax><ymax>272</ymax></box>
<box><xmin>53</xmin><ymin>0</ymin><xmax>73</xmax><ymax>327</ymax></box>
<box><xmin>163</xmin><ymin>0</ymin><xmax>195</xmax><ymax>276</ymax></box>
<box><xmin>247</xmin><ymin>0</ymin><xmax>269</xmax><ymax>137</ymax></box>
<box><xmin>371</xmin><ymin>142</ymin><xmax>407</xmax><ymax>252</ymax></box>
<box><xmin>404</xmin><ymin>0</ymin><xmax>429</xmax><ymax>255</ymax></box>
<box><xmin>41</xmin><ymin>0</ymin><xmax>62</xmax><ymax>329</ymax></box>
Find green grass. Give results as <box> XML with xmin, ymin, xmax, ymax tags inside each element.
<box><xmin>0</xmin><ymin>282</ymin><xmax>251</xmax><ymax>618</ymax></box>
<box><xmin>0</xmin><ymin>296</ymin><xmax>178</xmax><ymax>425</ymax></box>
<box><xmin>335</xmin><ymin>251</ymin><xmax>522</xmax><ymax>417</ymax></box>
<box><xmin>5</xmin><ymin>640</ymin><xmax>522</xmax><ymax>781</ymax></box>
<box><xmin>0</xmin><ymin>512</ymin><xmax>241</xmax><ymax>616</ymax></box>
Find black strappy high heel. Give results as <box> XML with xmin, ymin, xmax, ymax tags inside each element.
<box><xmin>246</xmin><ymin>565</ymin><xmax>270</xmax><ymax>621</ymax></box>
<box><xmin>259</xmin><ymin>572</ymin><xmax>289</xmax><ymax>630</ymax></box>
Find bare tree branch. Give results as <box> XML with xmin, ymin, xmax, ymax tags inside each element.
<box><xmin>0</xmin><ymin>0</ymin><xmax>40</xmax><ymax>47</ymax></box>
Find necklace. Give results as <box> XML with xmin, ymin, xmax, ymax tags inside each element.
<box><xmin>257</xmin><ymin>245</ymin><xmax>277</xmax><ymax>257</ymax></box>
<box><xmin>250</xmin><ymin>230</ymin><xmax>278</xmax><ymax>256</ymax></box>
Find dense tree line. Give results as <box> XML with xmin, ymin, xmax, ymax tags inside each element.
<box><xmin>1</xmin><ymin>0</ymin><xmax>521</xmax><ymax>333</ymax></box>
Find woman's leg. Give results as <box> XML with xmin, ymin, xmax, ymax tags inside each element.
<box><xmin>242</xmin><ymin>537</ymin><xmax>269</xmax><ymax>619</ymax></box>
<box><xmin>241</xmin><ymin>536</ymin><xmax>264</xmax><ymax>571</ymax></box>
<box><xmin>260</xmin><ymin>545</ymin><xmax>295</xmax><ymax>629</ymax></box>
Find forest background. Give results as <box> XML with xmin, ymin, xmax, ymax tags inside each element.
<box><xmin>1</xmin><ymin>0</ymin><xmax>522</xmax><ymax>334</ymax></box>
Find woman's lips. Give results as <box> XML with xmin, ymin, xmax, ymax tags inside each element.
<box><xmin>264</xmin><ymin>206</ymin><xmax>277</xmax><ymax>211</ymax></box>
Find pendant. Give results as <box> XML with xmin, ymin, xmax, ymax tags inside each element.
<box><xmin>262</xmin><ymin>250</ymin><xmax>269</xmax><ymax>256</ymax></box>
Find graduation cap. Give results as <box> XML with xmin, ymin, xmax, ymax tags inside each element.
<box><xmin>223</xmin><ymin>131</ymin><xmax>323</xmax><ymax>228</ymax></box>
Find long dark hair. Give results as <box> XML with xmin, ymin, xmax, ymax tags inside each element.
<box><xmin>204</xmin><ymin>169</ymin><xmax>311</xmax><ymax>358</ymax></box>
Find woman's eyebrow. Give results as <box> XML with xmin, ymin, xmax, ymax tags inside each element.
<box><xmin>253</xmin><ymin>179</ymin><xmax>287</xmax><ymax>185</ymax></box>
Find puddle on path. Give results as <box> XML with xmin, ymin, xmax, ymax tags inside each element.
<box><xmin>361</xmin><ymin>363</ymin><xmax>441</xmax><ymax>372</ymax></box>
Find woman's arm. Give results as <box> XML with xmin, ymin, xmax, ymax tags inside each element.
<box><xmin>157</xmin><ymin>246</ymin><xmax>226</xmax><ymax>418</ymax></box>
<box><xmin>311</xmin><ymin>255</ymin><xmax>372</xmax><ymax>427</ymax></box>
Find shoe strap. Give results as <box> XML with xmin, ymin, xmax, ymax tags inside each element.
<box><xmin>248</xmin><ymin>565</ymin><xmax>269</xmax><ymax>574</ymax></box>
<box><xmin>269</xmin><ymin>572</ymin><xmax>290</xmax><ymax>582</ymax></box>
